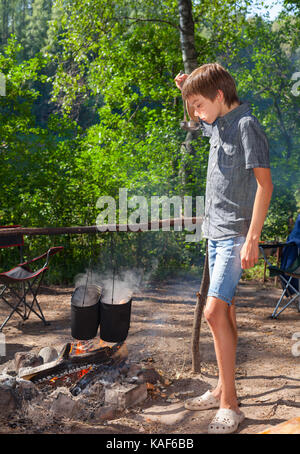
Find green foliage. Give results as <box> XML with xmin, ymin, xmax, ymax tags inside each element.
<box><xmin>0</xmin><ymin>1</ymin><xmax>299</xmax><ymax>284</ymax></box>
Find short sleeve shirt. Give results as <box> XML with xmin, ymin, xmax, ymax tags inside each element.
<box><xmin>200</xmin><ymin>100</ymin><xmax>270</xmax><ymax>240</ymax></box>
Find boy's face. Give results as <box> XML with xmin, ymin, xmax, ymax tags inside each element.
<box><xmin>187</xmin><ymin>91</ymin><xmax>222</xmax><ymax>124</ymax></box>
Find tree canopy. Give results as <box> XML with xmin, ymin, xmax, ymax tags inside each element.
<box><xmin>0</xmin><ymin>0</ymin><xmax>299</xmax><ymax>283</ymax></box>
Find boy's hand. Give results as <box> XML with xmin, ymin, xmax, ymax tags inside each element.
<box><xmin>174</xmin><ymin>72</ymin><xmax>188</xmax><ymax>90</ymax></box>
<box><xmin>240</xmin><ymin>238</ymin><xmax>259</xmax><ymax>269</ymax></box>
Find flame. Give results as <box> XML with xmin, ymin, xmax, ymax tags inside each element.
<box><xmin>77</xmin><ymin>366</ymin><xmax>92</xmax><ymax>379</ymax></box>
<box><xmin>99</xmin><ymin>339</ymin><xmax>108</xmax><ymax>348</ymax></box>
<box><xmin>49</xmin><ymin>366</ymin><xmax>92</xmax><ymax>385</ymax></box>
<box><xmin>70</xmin><ymin>338</ymin><xmax>112</xmax><ymax>356</ymax></box>
<box><xmin>47</xmin><ymin>339</ymin><xmax>120</xmax><ymax>386</ymax></box>
<box><xmin>75</xmin><ymin>341</ymin><xmax>86</xmax><ymax>355</ymax></box>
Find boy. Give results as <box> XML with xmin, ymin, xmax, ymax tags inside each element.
<box><xmin>175</xmin><ymin>63</ymin><xmax>273</xmax><ymax>434</ymax></box>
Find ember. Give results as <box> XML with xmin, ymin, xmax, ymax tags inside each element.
<box><xmin>48</xmin><ymin>365</ymin><xmax>93</xmax><ymax>388</ymax></box>
<box><xmin>18</xmin><ymin>340</ymin><xmax>128</xmax><ymax>390</ymax></box>
<box><xmin>48</xmin><ymin>340</ymin><xmax>102</xmax><ymax>385</ymax></box>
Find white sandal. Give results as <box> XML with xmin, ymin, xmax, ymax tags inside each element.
<box><xmin>184</xmin><ymin>390</ymin><xmax>220</xmax><ymax>411</ymax></box>
<box><xmin>208</xmin><ymin>408</ymin><xmax>245</xmax><ymax>434</ymax></box>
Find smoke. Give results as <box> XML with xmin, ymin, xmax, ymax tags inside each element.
<box><xmin>74</xmin><ymin>261</ymin><xmax>158</xmax><ymax>305</ymax></box>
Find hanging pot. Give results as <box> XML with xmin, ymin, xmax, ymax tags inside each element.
<box><xmin>71</xmin><ymin>284</ymin><xmax>102</xmax><ymax>340</ymax></box>
<box><xmin>99</xmin><ymin>297</ymin><xmax>132</xmax><ymax>343</ymax></box>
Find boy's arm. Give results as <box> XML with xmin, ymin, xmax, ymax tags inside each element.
<box><xmin>174</xmin><ymin>72</ymin><xmax>198</xmax><ymax>121</ymax></box>
<box><xmin>240</xmin><ymin>167</ymin><xmax>273</xmax><ymax>269</ymax></box>
<box><xmin>174</xmin><ymin>72</ymin><xmax>213</xmax><ymax>137</ymax></box>
<box><xmin>186</xmin><ymin>101</ymin><xmax>199</xmax><ymax>122</ymax></box>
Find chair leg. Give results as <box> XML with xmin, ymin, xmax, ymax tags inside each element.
<box><xmin>0</xmin><ymin>297</ymin><xmax>26</xmax><ymax>332</ymax></box>
<box><xmin>273</xmin><ymin>292</ymin><xmax>300</xmax><ymax>318</ymax></box>
<box><xmin>0</xmin><ymin>274</ymin><xmax>50</xmax><ymax>330</ymax></box>
<box><xmin>272</xmin><ymin>275</ymin><xmax>300</xmax><ymax>318</ymax></box>
<box><xmin>0</xmin><ymin>311</ymin><xmax>20</xmax><ymax>332</ymax></box>
<box><xmin>25</xmin><ymin>279</ymin><xmax>50</xmax><ymax>326</ymax></box>
<box><xmin>0</xmin><ymin>285</ymin><xmax>28</xmax><ymax>332</ymax></box>
<box><xmin>272</xmin><ymin>276</ymin><xmax>292</xmax><ymax>318</ymax></box>
<box><xmin>0</xmin><ymin>291</ymin><xmax>27</xmax><ymax>320</ymax></box>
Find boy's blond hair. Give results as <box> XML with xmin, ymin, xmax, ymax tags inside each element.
<box><xmin>182</xmin><ymin>63</ymin><xmax>240</xmax><ymax>109</ymax></box>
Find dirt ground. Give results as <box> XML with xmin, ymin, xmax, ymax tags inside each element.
<box><xmin>0</xmin><ymin>274</ymin><xmax>299</xmax><ymax>434</ymax></box>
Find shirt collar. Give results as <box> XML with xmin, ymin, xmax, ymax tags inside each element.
<box><xmin>217</xmin><ymin>100</ymin><xmax>251</xmax><ymax>129</ymax></box>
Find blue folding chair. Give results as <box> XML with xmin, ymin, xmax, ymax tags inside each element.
<box><xmin>259</xmin><ymin>215</ymin><xmax>300</xmax><ymax>319</ymax></box>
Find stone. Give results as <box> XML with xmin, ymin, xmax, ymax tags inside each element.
<box><xmin>14</xmin><ymin>352</ymin><xmax>43</xmax><ymax>373</ymax></box>
<box><xmin>38</xmin><ymin>347</ymin><xmax>58</xmax><ymax>364</ymax></box>
<box><xmin>105</xmin><ymin>382</ymin><xmax>147</xmax><ymax>409</ymax></box>
<box><xmin>50</xmin><ymin>392</ymin><xmax>80</xmax><ymax>419</ymax></box>
<box><xmin>93</xmin><ymin>405</ymin><xmax>118</xmax><ymax>421</ymax></box>
<box><xmin>16</xmin><ymin>378</ymin><xmax>40</xmax><ymax>401</ymax></box>
<box><xmin>0</xmin><ymin>361</ymin><xmax>17</xmax><ymax>377</ymax></box>
<box><xmin>0</xmin><ymin>384</ymin><xmax>17</xmax><ymax>417</ymax></box>
<box><xmin>0</xmin><ymin>372</ymin><xmax>17</xmax><ymax>388</ymax></box>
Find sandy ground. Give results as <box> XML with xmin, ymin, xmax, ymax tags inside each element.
<box><xmin>0</xmin><ymin>274</ymin><xmax>299</xmax><ymax>434</ymax></box>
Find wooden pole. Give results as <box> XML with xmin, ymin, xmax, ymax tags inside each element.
<box><xmin>192</xmin><ymin>239</ymin><xmax>209</xmax><ymax>373</ymax></box>
<box><xmin>0</xmin><ymin>217</ymin><xmax>203</xmax><ymax>237</ymax></box>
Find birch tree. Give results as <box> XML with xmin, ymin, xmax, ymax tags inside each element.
<box><xmin>177</xmin><ymin>0</ymin><xmax>209</xmax><ymax>373</ymax></box>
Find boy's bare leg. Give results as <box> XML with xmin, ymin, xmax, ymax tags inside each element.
<box><xmin>210</xmin><ymin>296</ymin><xmax>237</xmax><ymax>400</ymax></box>
<box><xmin>229</xmin><ymin>296</ymin><xmax>238</xmax><ymax>346</ymax></box>
<box><xmin>204</xmin><ymin>295</ymin><xmax>240</xmax><ymax>412</ymax></box>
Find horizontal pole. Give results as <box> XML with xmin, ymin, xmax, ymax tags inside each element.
<box><xmin>0</xmin><ymin>217</ymin><xmax>203</xmax><ymax>236</ymax></box>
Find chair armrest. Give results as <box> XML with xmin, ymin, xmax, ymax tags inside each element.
<box><xmin>259</xmin><ymin>242</ymin><xmax>297</xmax><ymax>268</ymax></box>
<box><xmin>18</xmin><ymin>246</ymin><xmax>64</xmax><ymax>268</ymax></box>
<box><xmin>42</xmin><ymin>246</ymin><xmax>64</xmax><ymax>267</ymax></box>
<box><xmin>259</xmin><ymin>241</ymin><xmax>296</xmax><ymax>249</ymax></box>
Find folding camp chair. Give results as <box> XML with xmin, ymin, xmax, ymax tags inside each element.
<box><xmin>259</xmin><ymin>240</ymin><xmax>300</xmax><ymax>319</ymax></box>
<box><xmin>0</xmin><ymin>225</ymin><xmax>63</xmax><ymax>331</ymax></box>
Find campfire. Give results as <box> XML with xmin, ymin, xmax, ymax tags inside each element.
<box><xmin>0</xmin><ymin>337</ymin><xmax>158</xmax><ymax>429</ymax></box>
<box><xmin>0</xmin><ymin>274</ymin><xmax>172</xmax><ymax>431</ymax></box>
<box><xmin>18</xmin><ymin>339</ymin><xmax>128</xmax><ymax>396</ymax></box>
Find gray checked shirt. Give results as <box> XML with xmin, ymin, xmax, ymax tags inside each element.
<box><xmin>199</xmin><ymin>100</ymin><xmax>270</xmax><ymax>240</ymax></box>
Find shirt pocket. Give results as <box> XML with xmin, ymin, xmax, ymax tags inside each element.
<box><xmin>218</xmin><ymin>142</ymin><xmax>239</xmax><ymax>168</ymax></box>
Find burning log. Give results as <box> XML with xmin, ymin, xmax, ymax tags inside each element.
<box><xmin>18</xmin><ymin>341</ymin><xmax>128</xmax><ymax>385</ymax></box>
<box><xmin>70</xmin><ymin>359</ymin><xmax>127</xmax><ymax>396</ymax></box>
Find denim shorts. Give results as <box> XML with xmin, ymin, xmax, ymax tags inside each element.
<box><xmin>207</xmin><ymin>235</ymin><xmax>246</xmax><ymax>306</ymax></box>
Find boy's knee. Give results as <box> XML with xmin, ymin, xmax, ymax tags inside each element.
<box><xmin>204</xmin><ymin>305</ymin><xmax>218</xmax><ymax>326</ymax></box>
<box><xmin>204</xmin><ymin>297</ymin><xmax>228</xmax><ymax>326</ymax></box>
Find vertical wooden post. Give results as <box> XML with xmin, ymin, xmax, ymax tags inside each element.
<box><xmin>192</xmin><ymin>239</ymin><xmax>209</xmax><ymax>373</ymax></box>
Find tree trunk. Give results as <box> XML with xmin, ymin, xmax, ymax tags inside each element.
<box><xmin>177</xmin><ymin>0</ymin><xmax>202</xmax><ymax>187</ymax></box>
<box><xmin>2</xmin><ymin>0</ymin><xmax>9</xmax><ymax>44</ymax></box>
<box><xmin>177</xmin><ymin>0</ymin><xmax>210</xmax><ymax>373</ymax></box>
<box><xmin>177</xmin><ymin>0</ymin><xmax>198</xmax><ymax>74</ymax></box>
